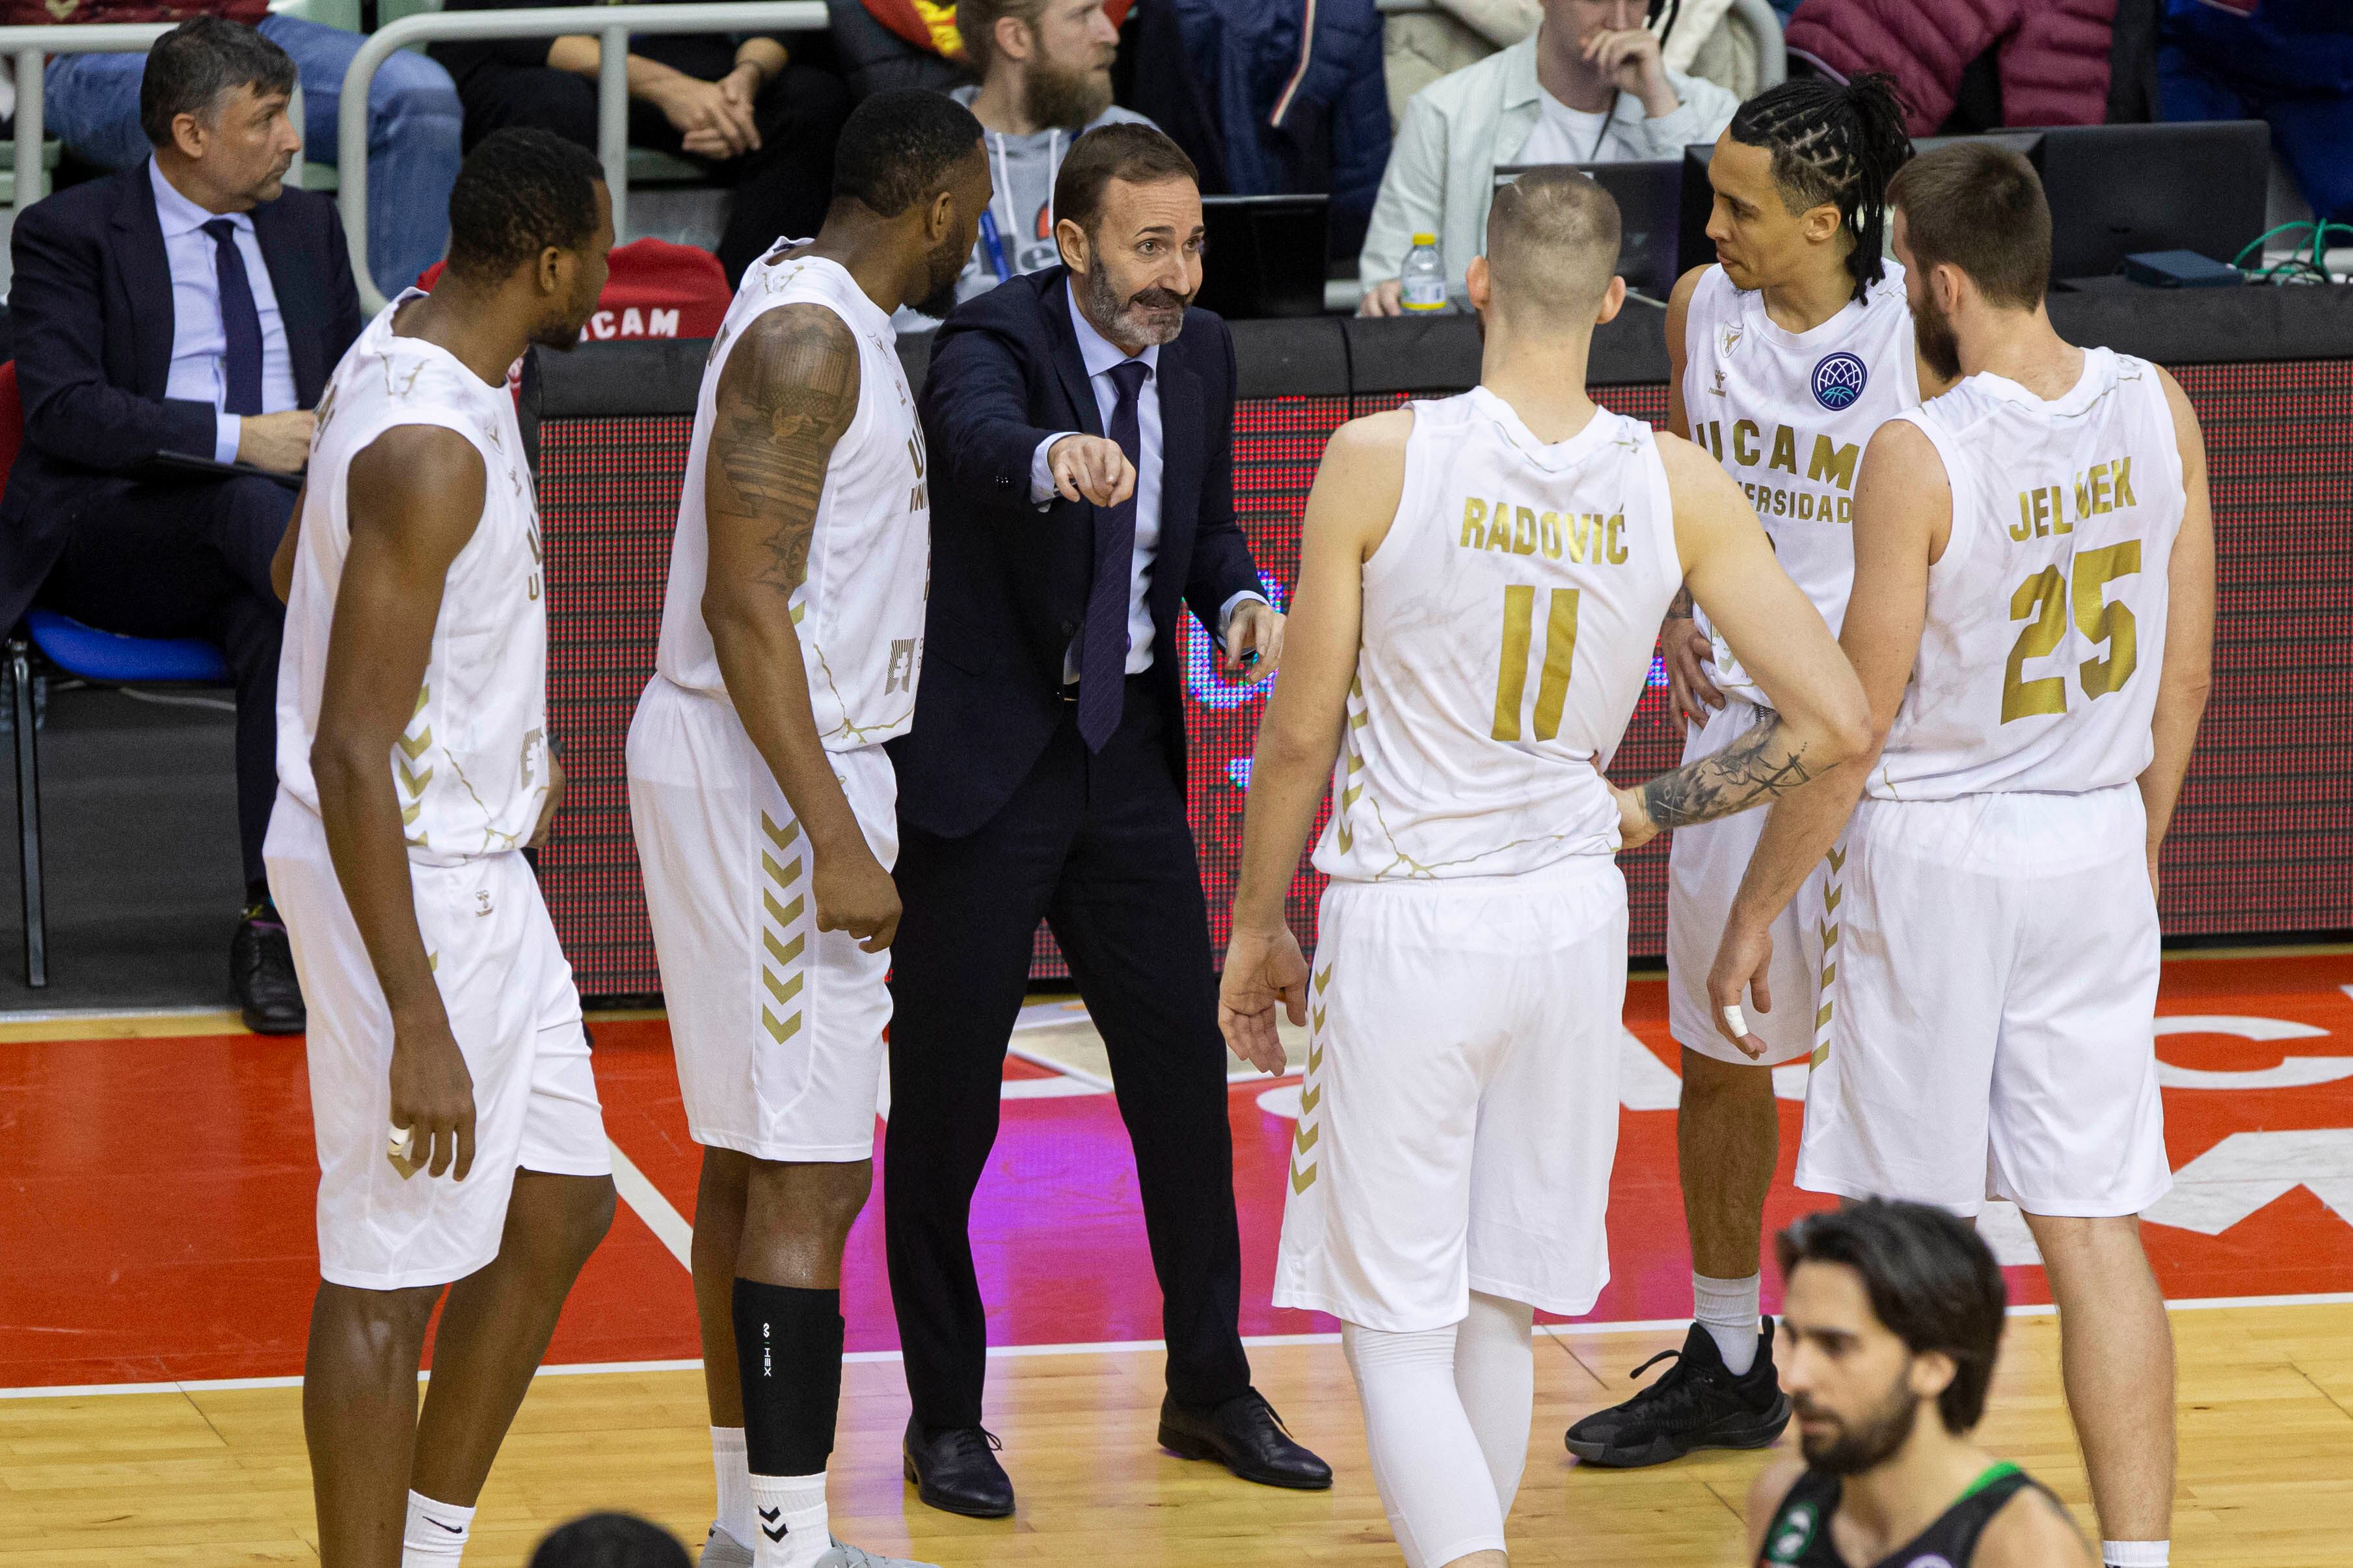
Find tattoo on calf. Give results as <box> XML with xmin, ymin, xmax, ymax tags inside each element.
<box><xmin>708</xmin><ymin>304</ymin><xmax>861</xmax><ymax>597</ymax></box>
<box><xmin>1639</xmin><ymin>714</ymin><xmax>1814</xmax><ymax>828</ymax></box>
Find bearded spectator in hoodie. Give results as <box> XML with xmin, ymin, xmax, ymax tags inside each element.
<box><xmin>924</xmin><ymin>0</ymin><xmax>1154</xmax><ymax>315</ymax></box>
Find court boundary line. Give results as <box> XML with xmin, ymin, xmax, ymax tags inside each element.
<box><xmin>8</xmin><ymin>1290</ymin><xmax>2350</xmax><ymax>1402</ymax></box>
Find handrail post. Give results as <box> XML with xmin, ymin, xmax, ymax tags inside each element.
<box><xmin>599</xmin><ymin>23</ymin><xmax>629</xmax><ymax>243</ymax></box>
<box><xmin>16</xmin><ymin>46</ymin><xmax>43</xmax><ymax>211</ymax></box>
<box><xmin>338</xmin><ymin>24</ymin><xmax>388</xmax><ymax>311</ymax></box>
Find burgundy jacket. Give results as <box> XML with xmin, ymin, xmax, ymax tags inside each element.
<box><xmin>1786</xmin><ymin>0</ymin><xmax>2118</xmax><ymax>135</ymax></box>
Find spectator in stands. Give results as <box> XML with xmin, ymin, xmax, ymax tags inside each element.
<box><xmin>924</xmin><ymin>0</ymin><xmax>1153</xmax><ymax>315</ymax></box>
<box><xmin>430</xmin><ymin>0</ymin><xmax>854</xmax><ymax>284</ymax></box>
<box><xmin>829</xmin><ymin>0</ymin><xmax>976</xmax><ymax>98</ymax></box>
<box><xmin>1358</xmin><ymin>0</ymin><xmax>1738</xmax><ymax>314</ymax></box>
<box><xmin>27</xmin><ymin>0</ymin><xmax>461</xmax><ymax>300</ymax></box>
<box><xmin>527</xmin><ymin>1512</ymin><xmax>691</xmax><ymax>1568</ymax></box>
<box><xmin>0</xmin><ymin>18</ymin><xmax>363</xmax><ymax>1031</ymax></box>
<box><xmin>2159</xmin><ymin>0</ymin><xmax>2352</xmax><ymax>226</ymax></box>
<box><xmin>1784</xmin><ymin>0</ymin><xmax>2120</xmax><ymax>138</ymax></box>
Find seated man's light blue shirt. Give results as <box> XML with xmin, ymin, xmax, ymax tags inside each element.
<box><xmin>149</xmin><ymin>159</ymin><xmax>298</xmax><ymax>464</ymax></box>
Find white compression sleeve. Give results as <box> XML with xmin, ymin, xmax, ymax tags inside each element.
<box><xmin>1341</xmin><ymin>1319</ymin><xmax>1508</xmax><ymax>1568</ymax></box>
<box><xmin>1453</xmin><ymin>1292</ymin><xmax>1535</xmax><ymax>1515</ymax></box>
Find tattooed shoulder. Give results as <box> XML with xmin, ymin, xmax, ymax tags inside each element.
<box><xmin>706</xmin><ymin>304</ymin><xmax>863</xmax><ymax>596</ymax></box>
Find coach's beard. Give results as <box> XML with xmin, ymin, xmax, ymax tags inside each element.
<box><xmin>1084</xmin><ymin>263</ymin><xmax>1192</xmax><ymax>350</ymax></box>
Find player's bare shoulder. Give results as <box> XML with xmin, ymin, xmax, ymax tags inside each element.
<box><xmin>1972</xmin><ymin>1478</ymin><xmax>2097</xmax><ymax>1568</ymax></box>
<box><xmin>719</xmin><ymin>302</ymin><xmax>863</xmax><ymax>433</ymax></box>
<box><xmin>1308</xmin><ymin>407</ymin><xmax>1414</xmax><ymax>559</ymax></box>
<box><xmin>1743</xmin><ymin>1455</ymin><xmax>1808</xmax><ymax>1562</ymax></box>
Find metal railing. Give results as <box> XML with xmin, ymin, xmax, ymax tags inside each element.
<box><xmin>339</xmin><ymin>1</ymin><xmax>826</xmax><ymax>310</ymax></box>
<box><xmin>1371</xmin><ymin>0</ymin><xmax>1786</xmax><ymax>90</ymax></box>
<box><xmin>1</xmin><ymin>23</ymin><xmax>309</xmax><ymax>219</ymax></box>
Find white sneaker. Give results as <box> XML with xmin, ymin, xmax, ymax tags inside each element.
<box><xmin>699</xmin><ymin>1528</ymin><xmax>755</xmax><ymax>1568</ymax></box>
<box><xmin>815</xmin><ymin>1541</ymin><xmax>938</xmax><ymax>1568</ymax></box>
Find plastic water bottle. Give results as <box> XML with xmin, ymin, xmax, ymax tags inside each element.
<box><xmin>1399</xmin><ymin>233</ymin><xmax>1448</xmax><ymax>313</ymax></box>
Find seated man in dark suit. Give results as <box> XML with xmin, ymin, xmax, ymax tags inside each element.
<box><xmin>0</xmin><ymin>18</ymin><xmax>364</xmax><ymax>1030</ymax></box>
<box><xmin>888</xmin><ymin>122</ymin><xmax>1329</xmax><ymax>1517</ymax></box>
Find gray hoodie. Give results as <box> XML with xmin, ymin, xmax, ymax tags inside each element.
<box><xmin>924</xmin><ymin>85</ymin><xmax>1156</xmax><ymax>317</ymax></box>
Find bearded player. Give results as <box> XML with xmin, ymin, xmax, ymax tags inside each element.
<box><xmin>625</xmin><ymin>90</ymin><xmax>990</xmax><ymax>1568</ymax></box>
<box><xmin>1566</xmin><ymin>75</ymin><xmax>1935</xmax><ymax>1470</ymax></box>
<box><xmin>1218</xmin><ymin>168</ymin><xmax>1868</xmax><ymax>1568</ymax></box>
<box><xmin>1714</xmin><ymin>142</ymin><xmax>2212</xmax><ymax>1568</ymax></box>
<box><xmin>1748</xmin><ymin>1201</ymin><xmax>2093</xmax><ymax>1568</ymax></box>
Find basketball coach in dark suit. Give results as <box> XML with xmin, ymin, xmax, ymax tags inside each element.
<box><xmin>0</xmin><ymin>19</ymin><xmax>362</xmax><ymax>1030</ymax></box>
<box><xmin>887</xmin><ymin>122</ymin><xmax>1329</xmax><ymax>1517</ymax></box>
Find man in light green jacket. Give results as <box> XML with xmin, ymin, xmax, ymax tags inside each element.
<box><xmin>1360</xmin><ymin>0</ymin><xmax>1739</xmax><ymax>314</ymax></box>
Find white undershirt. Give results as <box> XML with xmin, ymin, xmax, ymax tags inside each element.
<box><xmin>1516</xmin><ymin>88</ymin><xmax>1615</xmax><ymax>166</ymax></box>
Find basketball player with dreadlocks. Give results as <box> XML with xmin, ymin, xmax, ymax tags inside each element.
<box><xmin>1564</xmin><ymin>75</ymin><xmax>1930</xmax><ymax>1470</ymax></box>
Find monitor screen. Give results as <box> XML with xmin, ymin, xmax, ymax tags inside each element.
<box><xmin>2039</xmin><ymin>122</ymin><xmax>2270</xmax><ymax>282</ymax></box>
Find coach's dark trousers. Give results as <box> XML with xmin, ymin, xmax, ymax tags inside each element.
<box><xmin>885</xmin><ymin>674</ymin><xmax>1254</xmax><ymax>1431</ymax></box>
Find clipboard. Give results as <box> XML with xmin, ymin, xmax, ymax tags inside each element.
<box><xmin>138</xmin><ymin>450</ymin><xmax>306</xmax><ymax>490</ymax></box>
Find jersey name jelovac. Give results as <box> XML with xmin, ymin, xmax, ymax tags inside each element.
<box><xmin>1680</xmin><ymin>261</ymin><xmax>1919</xmax><ymax>706</ymax></box>
<box><xmin>654</xmin><ymin>243</ymin><xmax>930</xmax><ymax>750</ymax></box>
<box><xmin>1313</xmin><ymin>388</ymin><xmax>1682</xmax><ymax>883</ymax></box>
<box><xmin>276</xmin><ymin>291</ymin><xmax>552</xmax><ymax>864</ymax></box>
<box><xmin>1873</xmin><ymin>347</ymin><xmax>2185</xmax><ymax>799</ymax></box>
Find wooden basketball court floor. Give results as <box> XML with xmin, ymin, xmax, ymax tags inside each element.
<box><xmin>6</xmin><ymin>948</ymin><xmax>2353</xmax><ymax>1565</ymax></box>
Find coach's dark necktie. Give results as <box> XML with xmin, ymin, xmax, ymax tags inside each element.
<box><xmin>203</xmin><ymin>218</ymin><xmax>265</xmax><ymax>418</ymax></box>
<box><xmin>1077</xmin><ymin>358</ymin><xmax>1151</xmax><ymax>753</ymax></box>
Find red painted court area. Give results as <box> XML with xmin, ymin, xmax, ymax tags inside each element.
<box><xmin>5</xmin><ymin>953</ymin><xmax>2352</xmax><ymax>1390</ymax></box>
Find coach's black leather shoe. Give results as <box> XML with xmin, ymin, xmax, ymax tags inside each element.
<box><xmin>232</xmin><ymin>907</ymin><xmax>306</xmax><ymax>1035</ymax></box>
<box><xmin>903</xmin><ymin>1419</ymin><xmax>1015</xmax><ymax>1518</ymax></box>
<box><xmin>1158</xmin><ymin>1389</ymin><xmax>1333</xmax><ymax>1490</ymax></box>
<box><xmin>1564</xmin><ymin>1318</ymin><xmax>1790</xmax><ymax>1468</ymax></box>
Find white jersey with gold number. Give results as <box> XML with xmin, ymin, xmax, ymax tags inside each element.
<box><xmin>654</xmin><ymin>243</ymin><xmax>929</xmax><ymax>749</ymax></box>
<box><xmin>1682</xmin><ymin>262</ymin><xmax>1918</xmax><ymax>705</ymax></box>
<box><xmin>276</xmin><ymin>291</ymin><xmax>552</xmax><ymax>865</ymax></box>
<box><xmin>1872</xmin><ymin>348</ymin><xmax>2185</xmax><ymax>801</ymax></box>
<box><xmin>1311</xmin><ymin>388</ymin><xmax>1683</xmax><ymax>882</ymax></box>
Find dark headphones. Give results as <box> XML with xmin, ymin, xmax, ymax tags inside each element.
<box><xmin>1647</xmin><ymin>0</ymin><xmax>1686</xmax><ymax>42</ymax></box>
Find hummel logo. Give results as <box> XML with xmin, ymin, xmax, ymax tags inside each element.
<box><xmin>759</xmin><ymin>1506</ymin><xmax>788</xmax><ymax>1543</ymax></box>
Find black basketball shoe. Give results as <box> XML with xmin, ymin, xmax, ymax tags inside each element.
<box><xmin>1563</xmin><ymin>1318</ymin><xmax>1791</xmax><ymax>1468</ymax></box>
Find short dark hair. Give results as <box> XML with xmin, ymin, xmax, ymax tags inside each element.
<box><xmin>831</xmin><ymin>88</ymin><xmax>983</xmax><ymax>218</ymax></box>
<box><xmin>444</xmin><ymin>129</ymin><xmax>606</xmax><ymax>286</ymax></box>
<box><xmin>1051</xmin><ymin>122</ymin><xmax>1198</xmax><ymax>237</ymax></box>
<box><xmin>139</xmin><ymin>17</ymin><xmax>296</xmax><ymax>149</ymax></box>
<box><xmin>1727</xmin><ymin>73</ymin><xmax>1915</xmax><ymax>301</ymax></box>
<box><xmin>1887</xmin><ymin>140</ymin><xmax>2052</xmax><ymax>310</ymax></box>
<box><xmin>525</xmin><ymin>1511</ymin><xmax>690</xmax><ymax>1568</ymax></box>
<box><xmin>1777</xmin><ymin>1198</ymin><xmax>2008</xmax><ymax>1435</ymax></box>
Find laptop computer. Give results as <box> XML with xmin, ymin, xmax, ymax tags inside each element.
<box><xmin>1192</xmin><ymin>194</ymin><xmax>1330</xmax><ymax>321</ymax></box>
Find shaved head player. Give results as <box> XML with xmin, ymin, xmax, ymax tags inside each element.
<box><xmin>1217</xmin><ymin>168</ymin><xmax>1870</xmax><ymax>1568</ymax></box>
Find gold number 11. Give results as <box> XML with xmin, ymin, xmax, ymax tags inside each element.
<box><xmin>1492</xmin><ymin>585</ymin><xmax>1581</xmax><ymax>741</ymax></box>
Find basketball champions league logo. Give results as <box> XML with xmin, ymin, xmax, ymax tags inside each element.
<box><xmin>1812</xmin><ymin>351</ymin><xmax>1868</xmax><ymax>411</ymax></box>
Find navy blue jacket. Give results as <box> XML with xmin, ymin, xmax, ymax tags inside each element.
<box><xmin>893</xmin><ymin>266</ymin><xmax>1263</xmax><ymax>839</ymax></box>
<box><xmin>0</xmin><ymin>161</ymin><xmax>364</xmax><ymax>633</ymax></box>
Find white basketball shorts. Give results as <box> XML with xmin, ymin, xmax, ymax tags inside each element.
<box><xmin>265</xmin><ymin>793</ymin><xmax>608</xmax><ymax>1292</ymax></box>
<box><xmin>1272</xmin><ymin>857</ymin><xmax>1628</xmax><ymax>1331</ymax></box>
<box><xmin>626</xmin><ymin>676</ymin><xmax>896</xmax><ymax>1163</ymax></box>
<box><xmin>1795</xmin><ymin>784</ymin><xmax>2171</xmax><ymax>1219</ymax></box>
<box><xmin>1666</xmin><ymin>695</ymin><xmax>1835</xmax><ymax>1069</ymax></box>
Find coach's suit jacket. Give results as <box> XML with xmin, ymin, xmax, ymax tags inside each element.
<box><xmin>0</xmin><ymin>161</ymin><xmax>365</xmax><ymax>633</ymax></box>
<box><xmin>893</xmin><ymin>265</ymin><xmax>1263</xmax><ymax>837</ymax></box>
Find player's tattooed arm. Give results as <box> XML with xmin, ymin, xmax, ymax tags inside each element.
<box><xmin>1665</xmin><ymin>585</ymin><xmax>1694</xmax><ymax>618</ymax></box>
<box><xmin>701</xmin><ymin>304</ymin><xmax>900</xmax><ymax>952</ymax></box>
<box><xmin>1636</xmin><ymin>712</ymin><xmax>1815</xmax><ymax>830</ymax></box>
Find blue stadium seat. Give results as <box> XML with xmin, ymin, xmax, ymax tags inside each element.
<box><xmin>23</xmin><ymin>609</ymin><xmax>230</xmax><ymax>685</ymax></box>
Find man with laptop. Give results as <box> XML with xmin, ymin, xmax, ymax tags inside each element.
<box><xmin>1358</xmin><ymin>0</ymin><xmax>1736</xmax><ymax>314</ymax></box>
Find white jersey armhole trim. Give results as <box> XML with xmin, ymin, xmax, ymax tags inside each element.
<box><xmin>1885</xmin><ymin>406</ymin><xmax>1973</xmax><ymax>581</ymax></box>
<box><xmin>1359</xmin><ymin>402</ymin><xmax>1423</xmax><ymax>581</ymax></box>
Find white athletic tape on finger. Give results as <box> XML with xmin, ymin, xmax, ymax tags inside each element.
<box><xmin>1721</xmin><ymin>1005</ymin><xmax>1748</xmax><ymax>1038</ymax></box>
<box><xmin>388</xmin><ymin>1124</ymin><xmax>421</xmax><ymax>1180</ymax></box>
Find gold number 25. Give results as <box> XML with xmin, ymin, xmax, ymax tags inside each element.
<box><xmin>1492</xmin><ymin>585</ymin><xmax>1581</xmax><ymax>741</ymax></box>
<box><xmin>1999</xmin><ymin>541</ymin><xmax>2142</xmax><ymax>724</ymax></box>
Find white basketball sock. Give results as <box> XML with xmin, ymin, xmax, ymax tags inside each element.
<box><xmin>2103</xmin><ymin>1541</ymin><xmax>2169</xmax><ymax>1567</ymax></box>
<box><xmin>749</xmin><ymin>1470</ymin><xmax>829</xmax><ymax>1568</ymax></box>
<box><xmin>712</xmin><ymin>1424</ymin><xmax>753</xmax><ymax>1550</ymax></box>
<box><xmin>1453</xmin><ymin>1292</ymin><xmax>1535</xmax><ymax>1515</ymax></box>
<box><xmin>1693</xmin><ymin>1271</ymin><xmax>1762</xmax><ymax>1377</ymax></box>
<box><xmin>399</xmin><ymin>1490</ymin><xmax>474</xmax><ymax>1568</ymax></box>
<box><xmin>1341</xmin><ymin>1318</ymin><xmax>1508</xmax><ymax>1568</ymax></box>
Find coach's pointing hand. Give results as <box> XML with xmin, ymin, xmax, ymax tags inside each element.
<box><xmin>1218</xmin><ymin>924</ymin><xmax>1308</xmax><ymax>1076</ymax></box>
<box><xmin>814</xmin><ymin>838</ymin><xmax>902</xmax><ymax>953</ymax></box>
<box><xmin>1047</xmin><ymin>434</ymin><xmax>1137</xmax><ymax>507</ymax></box>
<box><xmin>389</xmin><ymin>1005</ymin><xmax>477</xmax><ymax>1180</ymax></box>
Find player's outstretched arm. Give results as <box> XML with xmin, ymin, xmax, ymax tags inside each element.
<box><xmin>1613</xmin><ymin>436</ymin><xmax>1869</xmax><ymax>851</ymax></box>
<box><xmin>1706</xmin><ymin>418</ymin><xmax>1944</xmax><ymax>1056</ymax></box>
<box><xmin>701</xmin><ymin>303</ymin><xmax>899</xmax><ymax>953</ymax></box>
<box><xmin>2138</xmin><ymin>367</ymin><xmax>2216</xmax><ymax>899</ymax></box>
<box><xmin>312</xmin><ymin>426</ymin><xmax>487</xmax><ymax>1181</ymax></box>
<box><xmin>1218</xmin><ymin>410</ymin><xmax>1406</xmax><ymax>1075</ymax></box>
